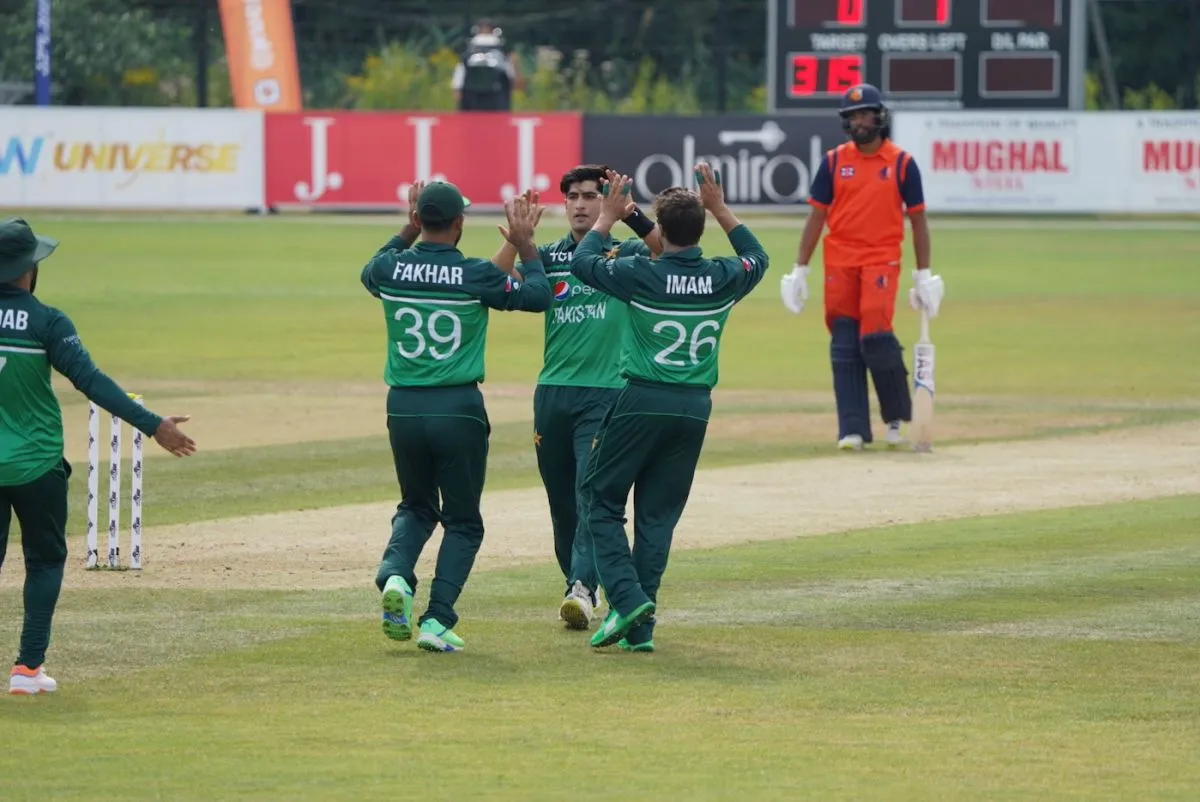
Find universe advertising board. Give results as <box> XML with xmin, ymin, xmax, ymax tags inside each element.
<box><xmin>582</xmin><ymin>115</ymin><xmax>846</xmax><ymax>206</ymax></box>
<box><xmin>262</xmin><ymin>112</ymin><xmax>582</xmax><ymax>209</ymax></box>
<box><xmin>0</xmin><ymin>108</ymin><xmax>264</xmax><ymax>209</ymax></box>
<box><xmin>893</xmin><ymin>111</ymin><xmax>1200</xmax><ymax>213</ymax></box>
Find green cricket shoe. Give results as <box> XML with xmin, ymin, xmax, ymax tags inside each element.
<box><xmin>381</xmin><ymin>575</ymin><xmax>414</xmax><ymax>641</ymax></box>
<box><xmin>617</xmin><ymin>638</ymin><xmax>655</xmax><ymax>653</ymax></box>
<box><xmin>589</xmin><ymin>601</ymin><xmax>655</xmax><ymax>648</ymax></box>
<box><xmin>417</xmin><ymin>618</ymin><xmax>466</xmax><ymax>653</ymax></box>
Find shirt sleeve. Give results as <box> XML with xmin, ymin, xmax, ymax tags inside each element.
<box><xmin>808</xmin><ymin>153</ymin><xmax>834</xmax><ymax>209</ymax></box>
<box><xmin>722</xmin><ymin>225</ymin><xmax>771</xmax><ymax>302</ymax></box>
<box><xmin>617</xmin><ymin>237</ymin><xmax>650</xmax><ymax>258</ymax></box>
<box><xmin>360</xmin><ymin>236</ymin><xmax>413</xmax><ymax>298</ymax></box>
<box><xmin>478</xmin><ymin>256</ymin><xmax>551</xmax><ymax>312</ymax></box>
<box><xmin>570</xmin><ymin>231</ymin><xmax>641</xmax><ymax>303</ymax></box>
<box><xmin>451</xmin><ymin>63</ymin><xmax>465</xmax><ymax>90</ymax></box>
<box><xmin>43</xmin><ymin>311</ymin><xmax>163</xmax><ymax>436</ymax></box>
<box><xmin>900</xmin><ymin>157</ymin><xmax>926</xmax><ymax>213</ymax></box>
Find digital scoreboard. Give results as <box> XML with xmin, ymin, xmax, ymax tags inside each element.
<box><xmin>767</xmin><ymin>0</ymin><xmax>1087</xmax><ymax>112</ymax></box>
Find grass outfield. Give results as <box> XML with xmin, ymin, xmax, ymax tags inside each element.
<box><xmin>20</xmin><ymin>214</ymin><xmax>1200</xmax><ymax>529</ymax></box>
<box><xmin>1</xmin><ymin>214</ymin><xmax>1198</xmax><ymax>799</ymax></box>
<box><xmin>4</xmin><ymin>497</ymin><xmax>1199</xmax><ymax>799</ymax></box>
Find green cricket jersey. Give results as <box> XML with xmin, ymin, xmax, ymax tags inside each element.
<box><xmin>537</xmin><ymin>233</ymin><xmax>648</xmax><ymax>389</ymax></box>
<box><xmin>570</xmin><ymin>225</ymin><xmax>769</xmax><ymax>389</ymax></box>
<box><xmin>361</xmin><ymin>235</ymin><xmax>551</xmax><ymax>390</ymax></box>
<box><xmin>0</xmin><ymin>285</ymin><xmax>162</xmax><ymax>487</ymax></box>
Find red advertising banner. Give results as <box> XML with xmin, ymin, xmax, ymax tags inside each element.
<box><xmin>264</xmin><ymin>112</ymin><xmax>583</xmax><ymax>208</ymax></box>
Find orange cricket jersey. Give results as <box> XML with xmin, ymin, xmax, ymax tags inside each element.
<box><xmin>808</xmin><ymin>140</ymin><xmax>926</xmax><ymax>269</ymax></box>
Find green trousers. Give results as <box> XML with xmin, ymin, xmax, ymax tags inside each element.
<box><xmin>581</xmin><ymin>380</ymin><xmax>711</xmax><ymax>626</ymax></box>
<box><xmin>0</xmin><ymin>458</ymin><xmax>71</xmax><ymax>669</ymax></box>
<box><xmin>374</xmin><ymin>385</ymin><xmax>489</xmax><ymax>630</ymax></box>
<box><xmin>533</xmin><ymin>384</ymin><xmax>620</xmax><ymax>597</ymax></box>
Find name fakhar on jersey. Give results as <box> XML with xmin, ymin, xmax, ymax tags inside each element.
<box><xmin>391</xmin><ymin>262</ymin><xmax>464</xmax><ymax>285</ymax></box>
<box><xmin>666</xmin><ymin>274</ymin><xmax>713</xmax><ymax>295</ymax></box>
<box><xmin>0</xmin><ymin>309</ymin><xmax>30</xmax><ymax>330</ymax></box>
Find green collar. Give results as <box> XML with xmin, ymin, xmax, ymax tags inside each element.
<box><xmin>658</xmin><ymin>246</ymin><xmax>703</xmax><ymax>261</ymax></box>
<box><xmin>562</xmin><ymin>230</ymin><xmax>616</xmax><ymax>248</ymax></box>
<box><xmin>414</xmin><ymin>241</ymin><xmax>461</xmax><ymax>254</ymax></box>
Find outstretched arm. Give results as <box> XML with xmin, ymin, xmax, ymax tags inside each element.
<box><xmin>44</xmin><ymin>313</ymin><xmax>196</xmax><ymax>456</ymax></box>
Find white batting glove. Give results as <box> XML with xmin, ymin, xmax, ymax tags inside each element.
<box><xmin>780</xmin><ymin>264</ymin><xmax>810</xmax><ymax>314</ymax></box>
<box><xmin>909</xmin><ymin>269</ymin><xmax>945</xmax><ymax>318</ymax></box>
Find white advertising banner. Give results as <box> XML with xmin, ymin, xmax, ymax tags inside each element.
<box><xmin>893</xmin><ymin>111</ymin><xmax>1200</xmax><ymax>214</ymax></box>
<box><xmin>1125</xmin><ymin>113</ymin><xmax>1200</xmax><ymax>212</ymax></box>
<box><xmin>0</xmin><ymin>108</ymin><xmax>264</xmax><ymax>209</ymax></box>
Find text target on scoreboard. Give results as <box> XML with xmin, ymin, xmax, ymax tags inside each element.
<box><xmin>767</xmin><ymin>0</ymin><xmax>1086</xmax><ymax>111</ymax></box>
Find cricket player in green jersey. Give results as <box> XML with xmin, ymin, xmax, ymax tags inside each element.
<box><xmin>362</xmin><ymin>182</ymin><xmax>551</xmax><ymax>653</ymax></box>
<box><xmin>0</xmin><ymin>218</ymin><xmax>196</xmax><ymax>695</ymax></box>
<box><xmin>570</xmin><ymin>164</ymin><xmax>769</xmax><ymax>652</ymax></box>
<box><xmin>492</xmin><ymin>166</ymin><xmax>661</xmax><ymax>631</ymax></box>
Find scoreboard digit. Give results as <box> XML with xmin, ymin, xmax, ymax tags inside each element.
<box><xmin>767</xmin><ymin>0</ymin><xmax>1087</xmax><ymax>111</ymax></box>
<box><xmin>788</xmin><ymin>53</ymin><xmax>865</xmax><ymax>97</ymax></box>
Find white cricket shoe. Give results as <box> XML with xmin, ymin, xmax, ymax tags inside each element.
<box><xmin>559</xmin><ymin>581</ymin><xmax>595</xmax><ymax>630</ymax></box>
<box><xmin>9</xmin><ymin>665</ymin><xmax>57</xmax><ymax>695</ymax></box>
<box><xmin>885</xmin><ymin>421</ymin><xmax>907</xmax><ymax>449</ymax></box>
<box><xmin>837</xmin><ymin>434</ymin><xmax>865</xmax><ymax>451</ymax></box>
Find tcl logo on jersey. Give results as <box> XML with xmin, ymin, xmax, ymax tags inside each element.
<box><xmin>264</xmin><ymin>112</ymin><xmax>582</xmax><ymax>208</ymax></box>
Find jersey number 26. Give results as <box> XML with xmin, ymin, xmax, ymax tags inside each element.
<box><xmin>653</xmin><ymin>319</ymin><xmax>720</xmax><ymax>367</ymax></box>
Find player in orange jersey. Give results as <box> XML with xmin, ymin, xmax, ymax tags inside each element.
<box><xmin>781</xmin><ymin>83</ymin><xmax>944</xmax><ymax>450</ymax></box>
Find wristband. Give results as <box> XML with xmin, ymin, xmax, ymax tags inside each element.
<box><xmin>623</xmin><ymin>207</ymin><xmax>656</xmax><ymax>238</ymax></box>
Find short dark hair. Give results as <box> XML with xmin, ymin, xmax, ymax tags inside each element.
<box><xmin>653</xmin><ymin>187</ymin><xmax>705</xmax><ymax>247</ymax></box>
<box><xmin>560</xmin><ymin>164</ymin><xmax>611</xmax><ymax>194</ymax></box>
<box><xmin>419</xmin><ymin>215</ymin><xmax>456</xmax><ymax>233</ymax></box>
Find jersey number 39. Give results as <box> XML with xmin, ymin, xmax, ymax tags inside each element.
<box><xmin>394</xmin><ymin>308</ymin><xmax>463</xmax><ymax>361</ymax></box>
<box><xmin>653</xmin><ymin>319</ymin><xmax>720</xmax><ymax>367</ymax></box>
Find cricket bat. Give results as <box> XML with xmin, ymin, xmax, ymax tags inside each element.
<box><xmin>910</xmin><ymin>309</ymin><xmax>936</xmax><ymax>452</ymax></box>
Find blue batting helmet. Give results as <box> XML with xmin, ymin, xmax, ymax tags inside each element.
<box><xmin>839</xmin><ymin>83</ymin><xmax>890</xmax><ymax>141</ymax></box>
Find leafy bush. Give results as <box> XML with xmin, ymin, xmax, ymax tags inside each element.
<box><xmin>342</xmin><ymin>40</ymin><xmax>738</xmax><ymax>114</ymax></box>
<box><xmin>0</xmin><ymin>0</ymin><xmax>191</xmax><ymax>106</ymax></box>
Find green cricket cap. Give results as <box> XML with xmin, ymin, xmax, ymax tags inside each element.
<box><xmin>417</xmin><ymin>181</ymin><xmax>471</xmax><ymax>225</ymax></box>
<box><xmin>0</xmin><ymin>217</ymin><xmax>58</xmax><ymax>283</ymax></box>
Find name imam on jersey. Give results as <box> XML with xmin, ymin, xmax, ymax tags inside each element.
<box><xmin>666</xmin><ymin>274</ymin><xmax>712</xmax><ymax>295</ymax></box>
<box><xmin>392</xmin><ymin>262</ymin><xmax>464</xmax><ymax>284</ymax></box>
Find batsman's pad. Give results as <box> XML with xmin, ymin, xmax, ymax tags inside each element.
<box><xmin>830</xmin><ymin>317</ymin><xmax>871</xmax><ymax>442</ymax></box>
<box><xmin>861</xmin><ymin>332</ymin><xmax>912</xmax><ymax>424</ymax></box>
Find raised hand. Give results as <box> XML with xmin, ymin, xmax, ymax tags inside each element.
<box><xmin>406</xmin><ymin>180</ymin><xmax>425</xmax><ymax>231</ymax></box>
<box><xmin>694</xmin><ymin>162</ymin><xmax>726</xmax><ymax>211</ymax></box>
<box><xmin>599</xmin><ymin>172</ymin><xmax>635</xmax><ymax>222</ymax></box>
<box><xmin>502</xmin><ymin>195</ymin><xmax>539</xmax><ymax>247</ymax></box>
<box><xmin>498</xmin><ymin>189</ymin><xmax>544</xmax><ymax>242</ymax></box>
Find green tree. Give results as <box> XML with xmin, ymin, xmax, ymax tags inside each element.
<box><xmin>0</xmin><ymin>0</ymin><xmax>191</xmax><ymax>106</ymax></box>
<box><xmin>343</xmin><ymin>42</ymin><xmax>459</xmax><ymax>111</ymax></box>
